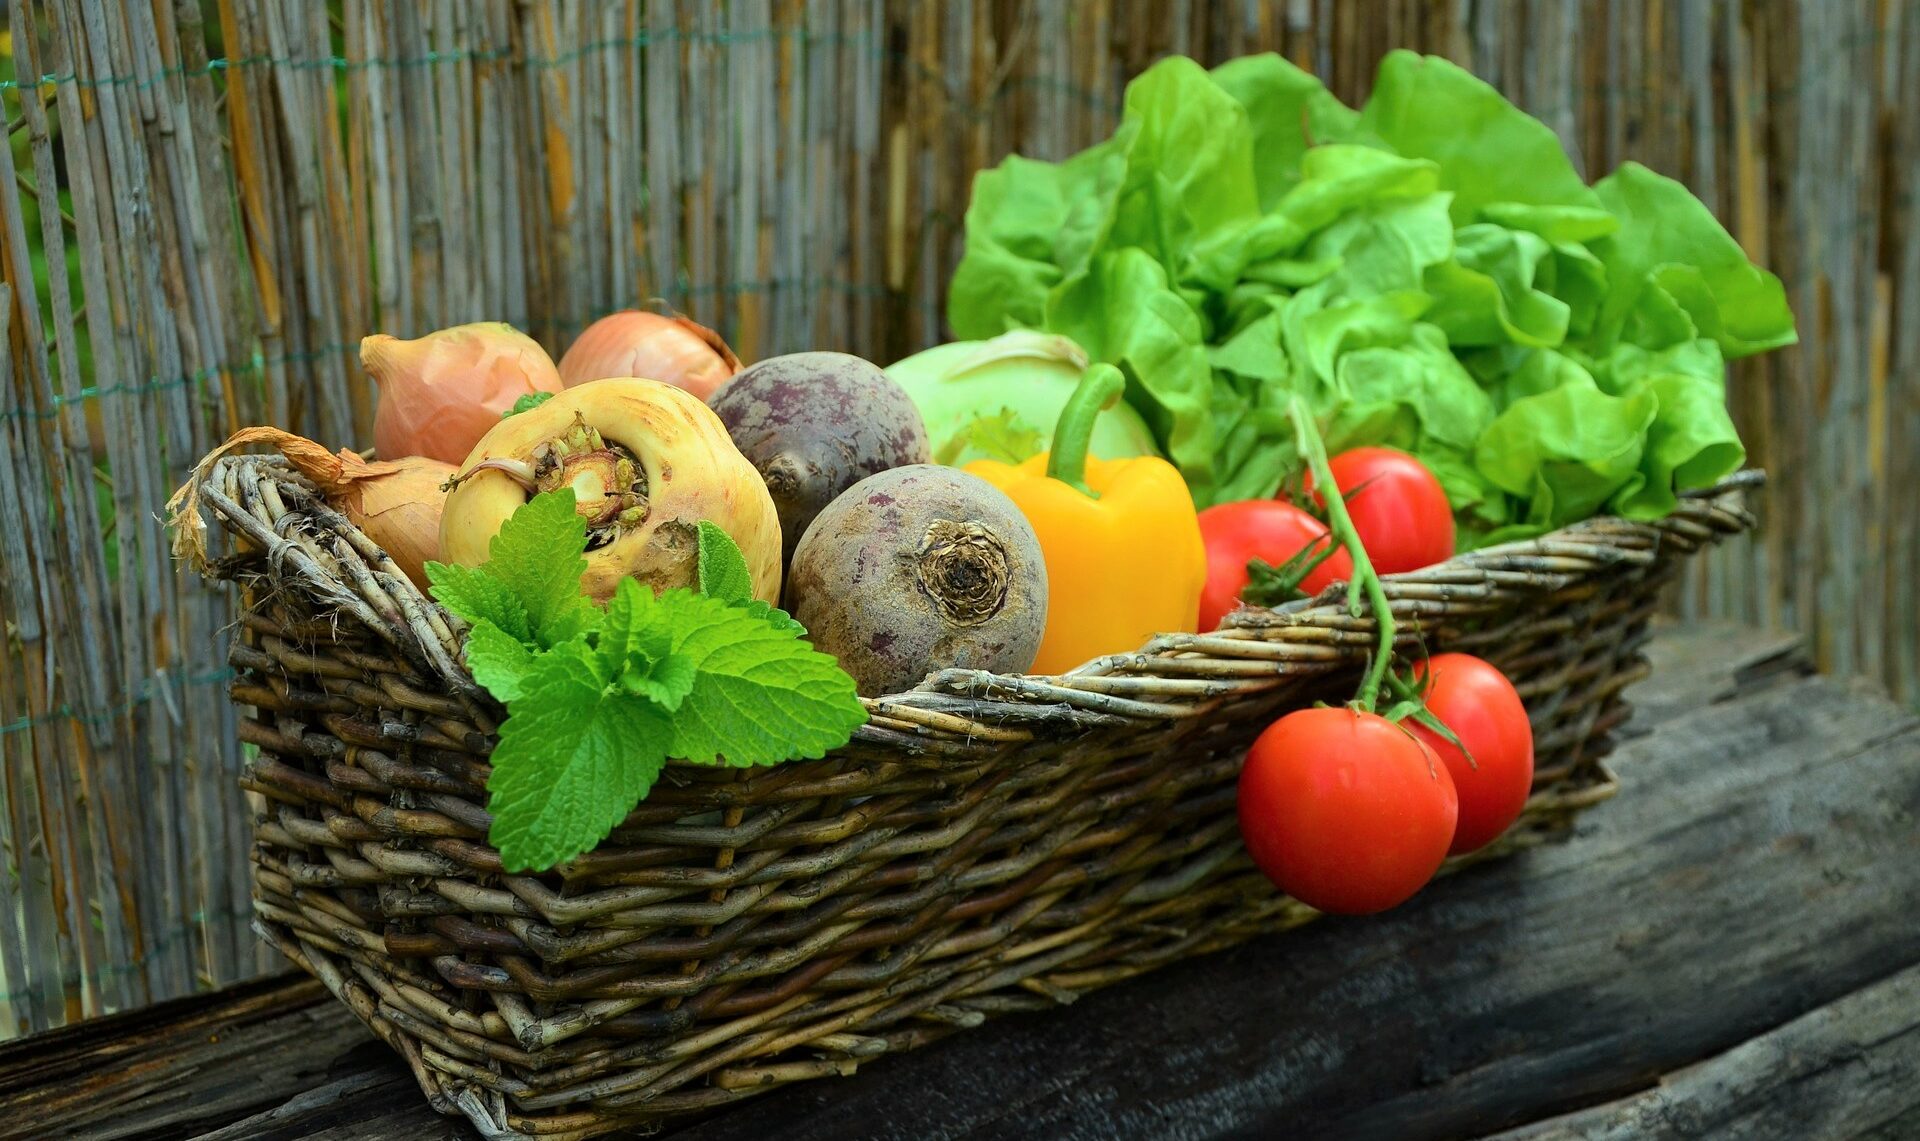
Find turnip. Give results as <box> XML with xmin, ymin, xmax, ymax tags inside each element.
<box><xmin>786</xmin><ymin>465</ymin><xmax>1047</xmax><ymax>696</ymax></box>
<box><xmin>708</xmin><ymin>352</ymin><xmax>930</xmax><ymax>566</ymax></box>
<box><xmin>442</xmin><ymin>378</ymin><xmax>782</xmax><ymax>604</ymax></box>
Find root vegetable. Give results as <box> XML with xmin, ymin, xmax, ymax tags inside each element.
<box><xmin>364</xmin><ymin>323</ymin><xmax>564</xmax><ymax>465</ymax></box>
<box><xmin>708</xmin><ymin>351</ymin><xmax>930</xmax><ymax>566</ymax></box>
<box><xmin>442</xmin><ymin>378</ymin><xmax>780</xmax><ymax>604</ymax></box>
<box><xmin>785</xmin><ymin>465</ymin><xmax>1047</xmax><ymax>696</ymax></box>
<box><xmin>558</xmin><ymin>310</ymin><xmax>741</xmax><ymax>398</ymax></box>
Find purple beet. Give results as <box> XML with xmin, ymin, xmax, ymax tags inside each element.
<box><xmin>786</xmin><ymin>465</ymin><xmax>1048</xmax><ymax>696</ymax></box>
<box><xmin>708</xmin><ymin>352</ymin><xmax>929</xmax><ymax>566</ymax></box>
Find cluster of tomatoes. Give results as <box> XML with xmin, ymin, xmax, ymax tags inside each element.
<box><xmin>1199</xmin><ymin>447</ymin><xmax>1536</xmax><ymax>916</ymax></box>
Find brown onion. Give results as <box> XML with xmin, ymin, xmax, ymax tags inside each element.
<box><xmin>365</xmin><ymin>323</ymin><xmax>563</xmax><ymax>465</ymax></box>
<box><xmin>557</xmin><ymin>310</ymin><xmax>742</xmax><ymax>399</ymax></box>
<box><xmin>167</xmin><ymin>427</ymin><xmax>453</xmax><ymax>589</ymax></box>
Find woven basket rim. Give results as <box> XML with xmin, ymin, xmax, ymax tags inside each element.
<box><xmin>178</xmin><ymin>455</ymin><xmax>1760</xmax><ymax>748</ymax></box>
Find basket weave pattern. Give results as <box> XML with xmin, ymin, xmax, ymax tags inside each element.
<box><xmin>189</xmin><ymin>453</ymin><xmax>1758</xmax><ymax>1138</ymax></box>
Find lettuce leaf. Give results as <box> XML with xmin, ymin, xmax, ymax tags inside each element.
<box><xmin>946</xmin><ymin>50</ymin><xmax>1794</xmax><ymax>531</ymax></box>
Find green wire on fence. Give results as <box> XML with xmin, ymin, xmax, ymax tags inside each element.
<box><xmin>0</xmin><ymin>25</ymin><xmax>1122</xmax><ymax>122</ymax></box>
<box><xmin>0</xmin><ymin>903</ymin><xmax>259</xmax><ymax>1005</ymax></box>
<box><xmin>0</xmin><ymin>668</ymin><xmax>237</xmax><ymax>737</ymax></box>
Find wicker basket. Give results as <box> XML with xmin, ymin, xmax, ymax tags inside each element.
<box><xmin>179</xmin><ymin>451</ymin><xmax>1759</xmax><ymax>1139</ymax></box>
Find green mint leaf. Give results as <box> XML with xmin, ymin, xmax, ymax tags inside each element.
<box><xmin>465</xmin><ymin>621</ymin><xmax>541</xmax><ymax>702</ymax></box>
<box><xmin>480</xmin><ymin>490</ymin><xmax>599</xmax><ymax>648</ymax></box>
<box><xmin>485</xmin><ymin>639</ymin><xmax>671</xmax><ymax>872</ymax></box>
<box><xmin>599</xmin><ymin>578</ymin><xmax>673</xmax><ymax>664</ymax></box>
<box><xmin>745</xmin><ymin>599</ymin><xmax>806</xmax><ymax>637</ymax></box>
<box><xmin>696</xmin><ymin>520</ymin><xmax>755</xmax><ymax>605</ymax></box>
<box><xmin>503</xmin><ymin>391</ymin><xmax>556</xmax><ymax>419</ymax></box>
<box><xmin>651</xmin><ymin>589</ymin><xmax>867</xmax><ymax>767</ymax></box>
<box><xmin>426</xmin><ymin>562</ymin><xmax>533</xmax><ymax>642</ymax></box>
<box><xmin>619</xmin><ymin>651</ymin><xmax>697</xmax><ymax>712</ymax></box>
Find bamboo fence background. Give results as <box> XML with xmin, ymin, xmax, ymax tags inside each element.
<box><xmin>0</xmin><ymin>0</ymin><xmax>1912</xmax><ymax>1037</ymax></box>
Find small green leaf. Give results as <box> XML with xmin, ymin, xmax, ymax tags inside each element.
<box><xmin>503</xmin><ymin>391</ymin><xmax>556</xmax><ymax>419</ymax></box>
<box><xmin>619</xmin><ymin>651</ymin><xmax>697</xmax><ymax>712</ymax></box>
<box><xmin>485</xmin><ymin>640</ymin><xmax>671</xmax><ymax>872</ymax></box>
<box><xmin>941</xmin><ymin>408</ymin><xmax>1045</xmax><ymax>465</ymax></box>
<box><xmin>744</xmin><ymin>600</ymin><xmax>807</xmax><ymax>637</ymax></box>
<box><xmin>465</xmin><ymin>621</ymin><xmax>541</xmax><ymax>702</ymax></box>
<box><xmin>426</xmin><ymin>562</ymin><xmax>533</xmax><ymax>642</ymax></box>
<box><xmin>651</xmin><ymin>589</ymin><xmax>867</xmax><ymax>768</ymax></box>
<box><xmin>481</xmin><ymin>490</ymin><xmax>599</xmax><ymax>647</ymax></box>
<box><xmin>696</xmin><ymin>520</ymin><xmax>755</xmax><ymax>605</ymax></box>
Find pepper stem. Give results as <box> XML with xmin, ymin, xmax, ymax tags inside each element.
<box><xmin>1045</xmin><ymin>363</ymin><xmax>1125</xmax><ymax>498</ymax></box>
<box><xmin>1288</xmin><ymin>396</ymin><xmax>1394</xmax><ymax>713</ymax></box>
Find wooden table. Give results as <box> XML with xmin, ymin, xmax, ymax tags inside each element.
<box><xmin>6</xmin><ymin>622</ymin><xmax>1918</xmax><ymax>1141</ymax></box>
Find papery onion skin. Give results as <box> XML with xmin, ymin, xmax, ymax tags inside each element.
<box><xmin>558</xmin><ymin>311</ymin><xmax>741</xmax><ymax>399</ymax></box>
<box><xmin>366</xmin><ymin>323</ymin><xmax>564</xmax><ymax>466</ymax></box>
<box><xmin>343</xmin><ymin>456</ymin><xmax>457</xmax><ymax>589</ymax></box>
<box><xmin>442</xmin><ymin>378</ymin><xmax>781</xmax><ymax>604</ymax></box>
<box><xmin>165</xmin><ymin>426</ymin><xmax>451</xmax><ymax>589</ymax></box>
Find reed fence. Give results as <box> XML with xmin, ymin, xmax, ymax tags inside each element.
<box><xmin>0</xmin><ymin>0</ymin><xmax>1912</xmax><ymax>1037</ymax></box>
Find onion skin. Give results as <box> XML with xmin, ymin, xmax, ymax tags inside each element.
<box><xmin>366</xmin><ymin>323</ymin><xmax>563</xmax><ymax>465</ymax></box>
<box><xmin>442</xmin><ymin>378</ymin><xmax>781</xmax><ymax>604</ymax></box>
<box><xmin>341</xmin><ymin>456</ymin><xmax>457</xmax><ymax>588</ymax></box>
<box><xmin>558</xmin><ymin>311</ymin><xmax>741</xmax><ymax>399</ymax></box>
<box><xmin>165</xmin><ymin>426</ymin><xmax>451</xmax><ymax>589</ymax></box>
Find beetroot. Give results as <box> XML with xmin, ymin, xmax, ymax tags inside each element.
<box><xmin>786</xmin><ymin>465</ymin><xmax>1047</xmax><ymax>696</ymax></box>
<box><xmin>708</xmin><ymin>352</ymin><xmax>929</xmax><ymax>566</ymax></box>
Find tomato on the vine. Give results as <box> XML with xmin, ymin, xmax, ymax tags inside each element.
<box><xmin>1301</xmin><ymin>447</ymin><xmax>1454</xmax><ymax>575</ymax></box>
<box><xmin>1237</xmin><ymin>707</ymin><xmax>1458</xmax><ymax>914</ymax></box>
<box><xmin>1197</xmin><ymin>500</ymin><xmax>1353</xmax><ymax>631</ymax></box>
<box><xmin>1406</xmin><ymin>653</ymin><xmax>1535</xmax><ymax>855</ymax></box>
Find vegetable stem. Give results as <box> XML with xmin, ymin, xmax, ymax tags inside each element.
<box><xmin>1046</xmin><ymin>363</ymin><xmax>1126</xmax><ymax>498</ymax></box>
<box><xmin>1289</xmin><ymin>396</ymin><xmax>1394</xmax><ymax>712</ymax></box>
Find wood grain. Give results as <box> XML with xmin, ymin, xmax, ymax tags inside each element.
<box><xmin>1491</xmin><ymin>961</ymin><xmax>1920</xmax><ymax>1140</ymax></box>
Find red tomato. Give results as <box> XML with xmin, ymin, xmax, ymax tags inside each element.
<box><xmin>1302</xmin><ymin>447</ymin><xmax>1455</xmax><ymax>575</ymax></box>
<box><xmin>1197</xmin><ymin>500</ymin><xmax>1353</xmax><ymax>631</ymax></box>
<box><xmin>1407</xmin><ymin>653</ymin><xmax>1536</xmax><ymax>855</ymax></box>
<box><xmin>1237</xmin><ymin>707</ymin><xmax>1458</xmax><ymax>915</ymax></box>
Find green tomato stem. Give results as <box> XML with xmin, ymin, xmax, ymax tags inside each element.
<box><xmin>1288</xmin><ymin>396</ymin><xmax>1394</xmax><ymax>713</ymax></box>
<box><xmin>1046</xmin><ymin>363</ymin><xmax>1126</xmax><ymax>498</ymax></box>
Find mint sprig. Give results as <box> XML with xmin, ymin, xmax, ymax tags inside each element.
<box><xmin>502</xmin><ymin>391</ymin><xmax>556</xmax><ymax>419</ymax></box>
<box><xmin>425</xmin><ymin>492</ymin><xmax>866</xmax><ymax>872</ymax></box>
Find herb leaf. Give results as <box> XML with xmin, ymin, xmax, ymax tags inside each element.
<box><xmin>464</xmin><ymin>621</ymin><xmax>540</xmax><ymax>702</ymax></box>
<box><xmin>940</xmin><ymin>407</ymin><xmax>1045</xmax><ymax>465</ymax></box>
<box><xmin>696</xmin><ymin>520</ymin><xmax>755</xmax><ymax>605</ymax></box>
<box><xmin>650</xmin><ymin>589</ymin><xmax>866</xmax><ymax>767</ymax></box>
<box><xmin>427</xmin><ymin>563</ymin><xmax>533</xmax><ymax>641</ymax></box>
<box><xmin>486</xmin><ymin>638</ymin><xmax>672</xmax><ymax>872</ymax></box>
<box><xmin>482</xmin><ymin>491</ymin><xmax>599</xmax><ymax>646</ymax></box>
<box><xmin>503</xmin><ymin>391</ymin><xmax>556</xmax><ymax>419</ymax></box>
<box><xmin>745</xmin><ymin>600</ymin><xmax>807</xmax><ymax>637</ymax></box>
<box><xmin>442</xmin><ymin>495</ymin><xmax>867</xmax><ymax>872</ymax></box>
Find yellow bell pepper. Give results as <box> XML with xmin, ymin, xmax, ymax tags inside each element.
<box><xmin>965</xmin><ymin>364</ymin><xmax>1205</xmax><ymax>675</ymax></box>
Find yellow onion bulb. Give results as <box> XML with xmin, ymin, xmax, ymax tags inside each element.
<box><xmin>441</xmin><ymin>378</ymin><xmax>781</xmax><ymax>604</ymax></box>
<box><xmin>557</xmin><ymin>311</ymin><xmax>741</xmax><ymax>399</ymax></box>
<box><xmin>166</xmin><ymin>426</ymin><xmax>452</xmax><ymax>589</ymax></box>
<box><xmin>366</xmin><ymin>322</ymin><xmax>564</xmax><ymax>465</ymax></box>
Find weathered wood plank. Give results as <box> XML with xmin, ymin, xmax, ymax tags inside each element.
<box><xmin>1490</xmin><ymin>960</ymin><xmax>1920</xmax><ymax>1140</ymax></box>
<box><xmin>1626</xmin><ymin>618</ymin><xmax>1807</xmax><ymax>730</ymax></box>
<box><xmin>0</xmin><ymin>975</ymin><xmax>375</xmax><ymax>1141</ymax></box>
<box><xmin>663</xmin><ymin>674</ymin><xmax>1920</xmax><ymax>1141</ymax></box>
<box><xmin>191</xmin><ymin>1071</ymin><xmax>461</xmax><ymax>1141</ymax></box>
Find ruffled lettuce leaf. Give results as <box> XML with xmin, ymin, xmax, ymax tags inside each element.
<box><xmin>946</xmin><ymin>50</ymin><xmax>1793</xmax><ymax>528</ymax></box>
